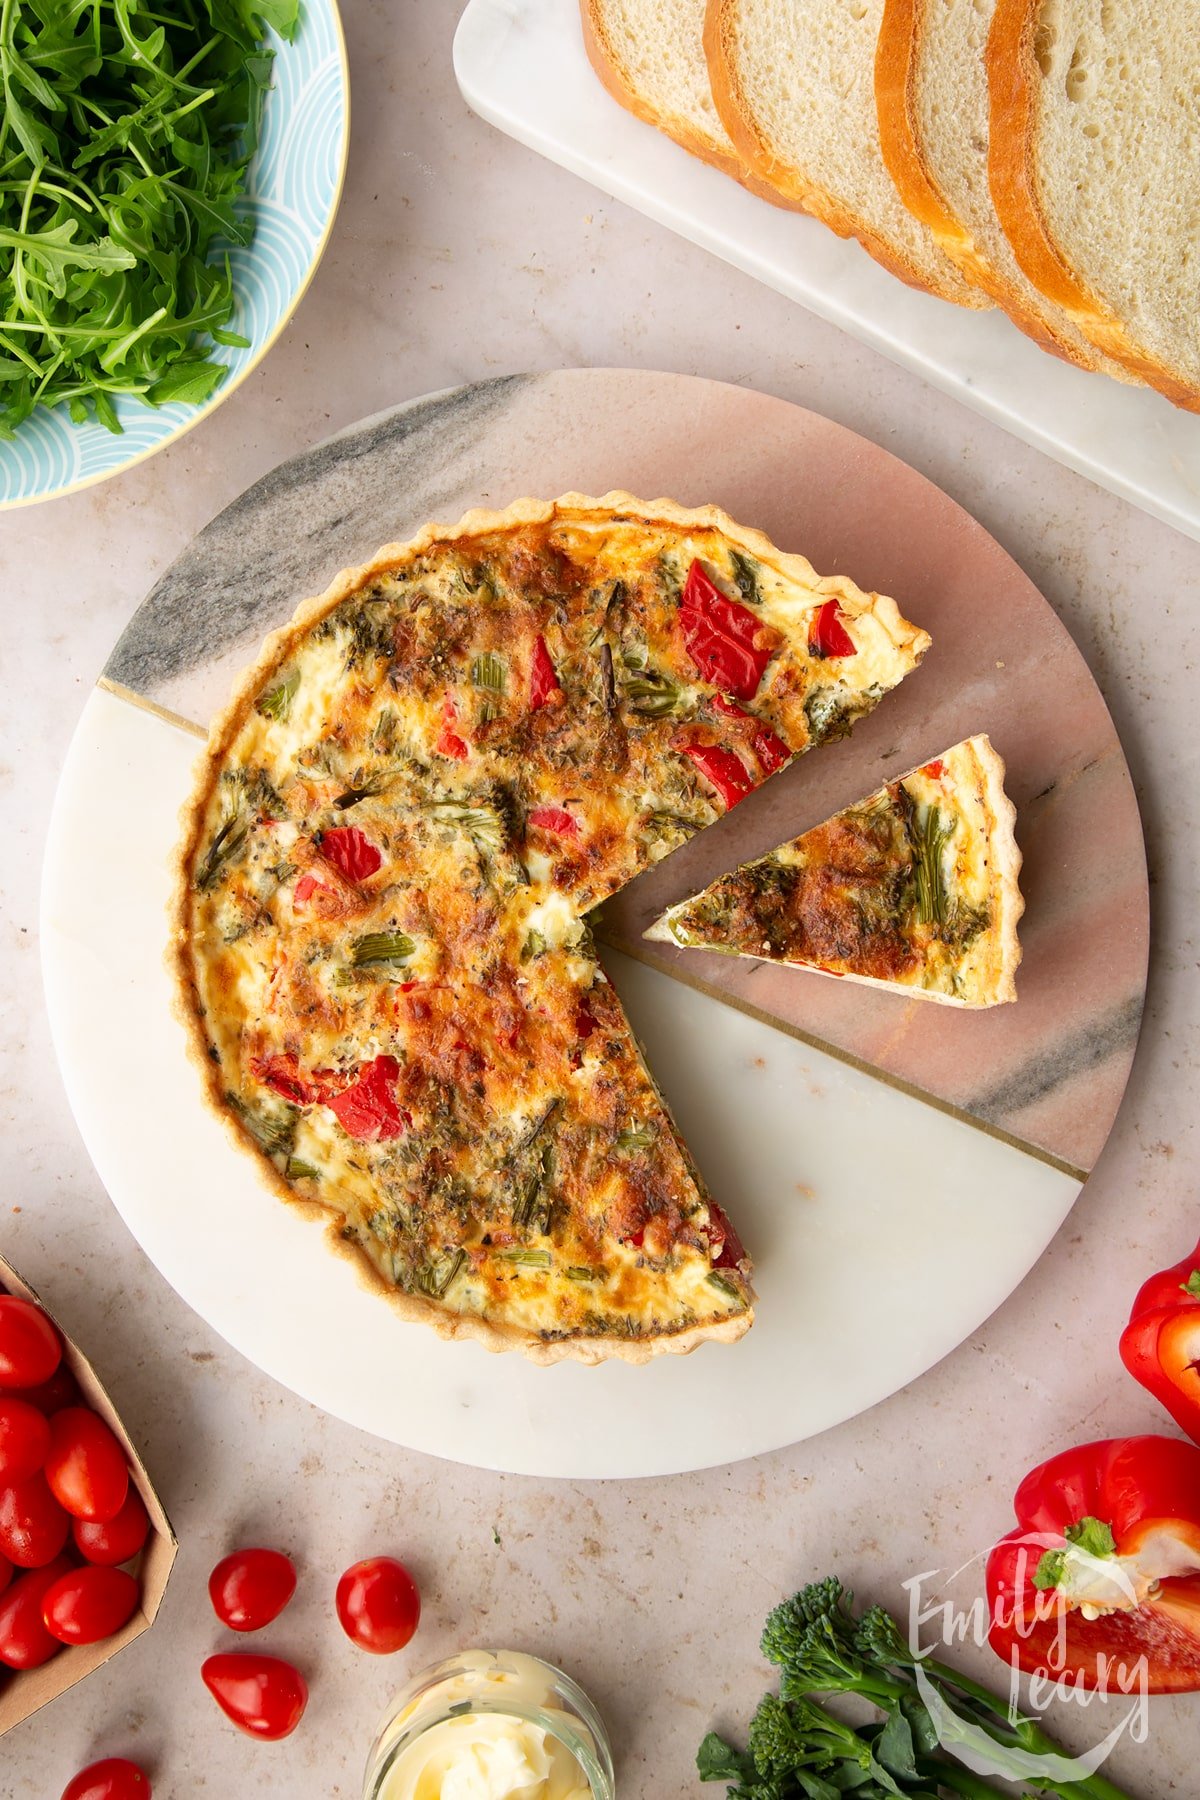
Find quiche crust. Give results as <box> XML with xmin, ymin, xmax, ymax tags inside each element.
<box><xmin>172</xmin><ymin>492</ymin><xmax>930</xmax><ymax>1363</ymax></box>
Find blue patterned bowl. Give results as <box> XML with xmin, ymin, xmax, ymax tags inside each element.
<box><xmin>0</xmin><ymin>3</ymin><xmax>349</xmax><ymax>510</ymax></box>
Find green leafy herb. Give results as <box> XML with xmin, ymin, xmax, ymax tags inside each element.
<box><xmin>706</xmin><ymin>1270</ymin><xmax>746</xmax><ymax>1305</ymax></box>
<box><xmin>729</xmin><ymin>550</ymin><xmax>761</xmax><ymax>605</ymax></box>
<box><xmin>257</xmin><ymin>668</ymin><xmax>299</xmax><ymax>722</ymax></box>
<box><xmin>228</xmin><ymin>1094</ymin><xmax>295</xmax><ymax>1161</ymax></box>
<box><xmin>0</xmin><ymin>0</ymin><xmax>299</xmax><ymax>438</ymax></box>
<box><xmin>350</xmin><ymin>931</ymin><xmax>415</xmax><ymax>968</ymax></box>
<box><xmin>908</xmin><ymin>804</ymin><xmax>954</xmax><ymax>928</ymax></box>
<box><xmin>803</xmin><ymin>687</ymin><xmax>854</xmax><ymax>746</ymax></box>
<box><xmin>520</xmin><ymin>928</ymin><xmax>548</xmax><ymax>963</ymax></box>
<box><xmin>700</xmin><ymin>1577</ymin><xmax>1137</xmax><ymax>1800</ymax></box>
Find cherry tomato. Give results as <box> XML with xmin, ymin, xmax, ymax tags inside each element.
<box><xmin>15</xmin><ymin>1362</ymin><xmax>82</xmax><ymax>1416</ymax></box>
<box><xmin>335</xmin><ymin>1556</ymin><xmax>420</xmax><ymax>1654</ymax></box>
<box><xmin>45</xmin><ymin>1408</ymin><xmax>129</xmax><ymax>1523</ymax></box>
<box><xmin>201</xmin><ymin>1652</ymin><xmax>308</xmax><ymax>1739</ymax></box>
<box><xmin>209</xmin><ymin>1547</ymin><xmax>296</xmax><ymax>1631</ymax></box>
<box><xmin>0</xmin><ymin>1554</ymin><xmax>72</xmax><ymax>1668</ymax></box>
<box><xmin>0</xmin><ymin>1472</ymin><xmax>71</xmax><ymax>1567</ymax></box>
<box><xmin>0</xmin><ymin>1296</ymin><xmax>62</xmax><ymax>1390</ymax></box>
<box><xmin>73</xmin><ymin>1487</ymin><xmax>150</xmax><ymax>1567</ymax></box>
<box><xmin>42</xmin><ymin>1566</ymin><xmax>139</xmax><ymax>1645</ymax></box>
<box><xmin>0</xmin><ymin>1396</ymin><xmax>51</xmax><ymax>1481</ymax></box>
<box><xmin>61</xmin><ymin>1758</ymin><xmax>151</xmax><ymax>1800</ymax></box>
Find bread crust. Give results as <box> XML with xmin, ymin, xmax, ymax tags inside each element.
<box><xmin>875</xmin><ymin>0</ymin><xmax>1120</xmax><ymax>373</ymax></box>
<box><xmin>986</xmin><ymin>0</ymin><xmax>1200</xmax><ymax>410</ymax></box>
<box><xmin>703</xmin><ymin>0</ymin><xmax>987</xmax><ymax>307</ymax></box>
<box><xmin>182</xmin><ymin>488</ymin><xmax>943</xmax><ymax>1367</ymax></box>
<box><xmin>579</xmin><ymin>0</ymin><xmax>783</xmax><ymax>201</ymax></box>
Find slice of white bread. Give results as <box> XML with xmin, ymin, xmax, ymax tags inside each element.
<box><xmin>875</xmin><ymin>0</ymin><xmax>1132</xmax><ymax>378</ymax></box>
<box><xmin>703</xmin><ymin>0</ymin><xmax>988</xmax><ymax>306</ymax></box>
<box><xmin>987</xmin><ymin>0</ymin><xmax>1200</xmax><ymax>410</ymax></box>
<box><xmin>580</xmin><ymin>0</ymin><xmax>777</xmax><ymax>197</ymax></box>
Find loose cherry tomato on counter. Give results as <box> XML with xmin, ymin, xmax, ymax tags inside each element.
<box><xmin>61</xmin><ymin>1758</ymin><xmax>151</xmax><ymax>1800</ymax></box>
<box><xmin>45</xmin><ymin>1408</ymin><xmax>129</xmax><ymax>1523</ymax></box>
<box><xmin>201</xmin><ymin>1652</ymin><xmax>308</xmax><ymax>1739</ymax></box>
<box><xmin>0</xmin><ymin>1396</ymin><xmax>51</xmax><ymax>1481</ymax></box>
<box><xmin>73</xmin><ymin>1487</ymin><xmax>150</xmax><ymax>1567</ymax></box>
<box><xmin>0</xmin><ymin>1554</ymin><xmax>73</xmax><ymax>1669</ymax></box>
<box><xmin>336</xmin><ymin>1556</ymin><xmax>420</xmax><ymax>1654</ymax></box>
<box><xmin>0</xmin><ymin>1472</ymin><xmax>71</xmax><ymax>1567</ymax></box>
<box><xmin>209</xmin><ymin>1547</ymin><xmax>296</xmax><ymax>1631</ymax></box>
<box><xmin>0</xmin><ymin>1296</ymin><xmax>62</xmax><ymax>1390</ymax></box>
<box><xmin>42</xmin><ymin>1565</ymin><xmax>140</xmax><ymax>1645</ymax></box>
<box><xmin>16</xmin><ymin>1362</ymin><xmax>82</xmax><ymax>1416</ymax></box>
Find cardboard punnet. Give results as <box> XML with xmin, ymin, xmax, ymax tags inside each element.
<box><xmin>0</xmin><ymin>1254</ymin><xmax>177</xmax><ymax>1736</ymax></box>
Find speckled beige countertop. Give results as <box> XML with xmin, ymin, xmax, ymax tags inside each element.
<box><xmin>3</xmin><ymin>2</ymin><xmax>1200</xmax><ymax>1794</ymax></box>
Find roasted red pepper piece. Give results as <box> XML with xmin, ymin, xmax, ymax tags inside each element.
<box><xmin>435</xmin><ymin>697</ymin><xmax>470</xmax><ymax>760</ymax></box>
<box><xmin>527</xmin><ymin>805</ymin><xmax>579</xmax><ymax>839</ymax></box>
<box><xmin>529</xmin><ymin>635</ymin><xmax>562</xmax><ymax>710</ymax></box>
<box><xmin>322</xmin><ymin>1055</ymin><xmax>405</xmax><ymax>1142</ymax></box>
<box><xmin>808</xmin><ymin>598</ymin><xmax>856</xmax><ymax>660</ymax></box>
<box><xmin>921</xmin><ymin>758</ymin><xmax>946</xmax><ymax>779</ymax></box>
<box><xmin>679</xmin><ymin>561</ymin><xmax>776</xmax><ymax>701</ymax></box>
<box><xmin>1120</xmin><ymin>1237</ymin><xmax>1200</xmax><ymax>1444</ymax></box>
<box><xmin>251</xmin><ymin>1054</ymin><xmax>318</xmax><ymax>1106</ymax></box>
<box><xmin>711</xmin><ymin>694</ymin><xmax>791</xmax><ymax>775</ymax></box>
<box><xmin>319</xmin><ymin>826</ymin><xmax>382</xmax><ymax>883</ymax></box>
<box><xmin>679</xmin><ymin>739</ymin><xmax>755</xmax><ymax>811</ymax></box>
<box><xmin>706</xmin><ymin>1199</ymin><xmax>747</xmax><ymax>1272</ymax></box>
<box><xmin>986</xmin><ymin>1435</ymin><xmax>1200</xmax><ymax>1692</ymax></box>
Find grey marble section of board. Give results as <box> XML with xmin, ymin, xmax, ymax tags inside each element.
<box><xmin>105</xmin><ymin>376</ymin><xmax>532</xmax><ymax>720</ymax></box>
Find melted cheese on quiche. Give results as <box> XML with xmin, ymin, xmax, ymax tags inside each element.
<box><xmin>178</xmin><ymin>498</ymin><xmax>930</xmax><ymax>1355</ymax></box>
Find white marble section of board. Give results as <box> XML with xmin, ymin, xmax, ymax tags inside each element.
<box><xmin>453</xmin><ymin>0</ymin><xmax>1200</xmax><ymax>545</ymax></box>
<box><xmin>41</xmin><ymin>688</ymin><xmax>1079</xmax><ymax>1478</ymax></box>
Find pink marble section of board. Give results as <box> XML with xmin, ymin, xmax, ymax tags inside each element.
<box><xmin>598</xmin><ymin>393</ymin><xmax>1148</xmax><ymax>1177</ymax></box>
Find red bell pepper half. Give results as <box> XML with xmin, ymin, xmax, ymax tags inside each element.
<box><xmin>808</xmin><ymin>598</ymin><xmax>856</xmax><ymax>660</ymax></box>
<box><xmin>679</xmin><ymin>561</ymin><xmax>777</xmax><ymax>702</ymax></box>
<box><xmin>679</xmin><ymin>739</ymin><xmax>755</xmax><ymax>811</ymax></box>
<box><xmin>1120</xmin><ymin>1236</ymin><xmax>1200</xmax><ymax>1445</ymax></box>
<box><xmin>987</xmin><ymin>1435</ymin><xmax>1200</xmax><ymax>1692</ymax></box>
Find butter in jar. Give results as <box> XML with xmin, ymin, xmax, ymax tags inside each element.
<box><xmin>363</xmin><ymin>1650</ymin><xmax>615</xmax><ymax>1800</ymax></box>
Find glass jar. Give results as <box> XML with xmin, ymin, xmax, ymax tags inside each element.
<box><xmin>363</xmin><ymin>1649</ymin><xmax>616</xmax><ymax>1800</ymax></box>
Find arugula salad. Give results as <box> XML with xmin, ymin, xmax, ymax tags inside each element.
<box><xmin>0</xmin><ymin>0</ymin><xmax>299</xmax><ymax>437</ymax></box>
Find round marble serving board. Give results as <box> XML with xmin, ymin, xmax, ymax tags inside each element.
<box><xmin>41</xmin><ymin>371</ymin><xmax>1148</xmax><ymax>1477</ymax></box>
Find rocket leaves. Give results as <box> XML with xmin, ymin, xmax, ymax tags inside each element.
<box><xmin>0</xmin><ymin>0</ymin><xmax>299</xmax><ymax>438</ymax></box>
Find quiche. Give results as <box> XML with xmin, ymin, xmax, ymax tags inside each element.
<box><xmin>174</xmin><ymin>493</ymin><xmax>930</xmax><ymax>1363</ymax></box>
<box><xmin>648</xmin><ymin>736</ymin><xmax>1022</xmax><ymax>1007</ymax></box>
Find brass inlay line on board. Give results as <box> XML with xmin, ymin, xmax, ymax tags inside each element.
<box><xmin>98</xmin><ymin>677</ymin><xmax>207</xmax><ymax>740</ymax></box>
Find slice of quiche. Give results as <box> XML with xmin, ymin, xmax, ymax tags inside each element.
<box><xmin>648</xmin><ymin>737</ymin><xmax>1022</xmax><ymax>1007</ymax></box>
<box><xmin>174</xmin><ymin>493</ymin><xmax>930</xmax><ymax>1363</ymax></box>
